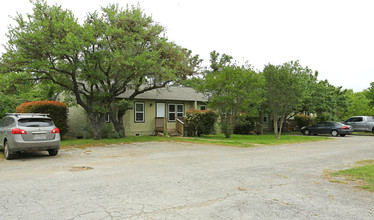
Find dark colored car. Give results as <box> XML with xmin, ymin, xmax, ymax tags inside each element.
<box><xmin>301</xmin><ymin>121</ymin><xmax>353</xmax><ymax>137</ymax></box>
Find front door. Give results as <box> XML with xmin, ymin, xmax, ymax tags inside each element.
<box><xmin>156</xmin><ymin>103</ymin><xmax>165</xmax><ymax>117</ymax></box>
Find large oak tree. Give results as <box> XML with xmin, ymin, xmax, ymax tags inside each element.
<box><xmin>1</xmin><ymin>0</ymin><xmax>200</xmax><ymax>139</ymax></box>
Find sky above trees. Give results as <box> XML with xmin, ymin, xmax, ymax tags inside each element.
<box><xmin>1</xmin><ymin>0</ymin><xmax>373</xmax><ymax>92</ymax></box>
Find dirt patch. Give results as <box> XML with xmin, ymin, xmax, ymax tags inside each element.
<box><xmin>69</xmin><ymin>166</ymin><xmax>94</xmax><ymax>172</ymax></box>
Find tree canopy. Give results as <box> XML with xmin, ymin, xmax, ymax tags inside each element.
<box><xmin>196</xmin><ymin>51</ymin><xmax>264</xmax><ymax>138</ymax></box>
<box><xmin>1</xmin><ymin>0</ymin><xmax>200</xmax><ymax>139</ymax></box>
<box><xmin>263</xmin><ymin>61</ymin><xmax>314</xmax><ymax>138</ymax></box>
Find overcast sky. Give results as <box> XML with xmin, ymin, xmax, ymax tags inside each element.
<box><xmin>1</xmin><ymin>0</ymin><xmax>373</xmax><ymax>92</ymax></box>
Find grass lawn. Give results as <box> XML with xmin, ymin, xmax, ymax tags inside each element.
<box><xmin>60</xmin><ymin>133</ymin><xmax>329</xmax><ymax>149</ymax></box>
<box><xmin>330</xmin><ymin>160</ymin><xmax>374</xmax><ymax>192</ymax></box>
<box><xmin>175</xmin><ymin>134</ymin><xmax>329</xmax><ymax>147</ymax></box>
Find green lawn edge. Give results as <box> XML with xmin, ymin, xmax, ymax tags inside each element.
<box><xmin>60</xmin><ymin>134</ymin><xmax>329</xmax><ymax>149</ymax></box>
<box><xmin>329</xmin><ymin>160</ymin><xmax>374</xmax><ymax>192</ymax></box>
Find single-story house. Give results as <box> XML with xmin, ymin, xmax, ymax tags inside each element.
<box><xmin>66</xmin><ymin>86</ymin><xmax>209</xmax><ymax>138</ymax></box>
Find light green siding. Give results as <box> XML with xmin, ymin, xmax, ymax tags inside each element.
<box><xmin>124</xmin><ymin>100</ymin><xmax>198</xmax><ymax>136</ymax></box>
<box><xmin>124</xmin><ymin>100</ymin><xmax>156</xmax><ymax>136</ymax></box>
<box><xmin>66</xmin><ymin>105</ymin><xmax>87</xmax><ymax>138</ymax></box>
<box><xmin>66</xmin><ymin>100</ymin><xmax>206</xmax><ymax>138</ymax></box>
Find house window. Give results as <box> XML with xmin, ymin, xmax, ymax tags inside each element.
<box><xmin>168</xmin><ymin>104</ymin><xmax>184</xmax><ymax>121</ymax></box>
<box><xmin>135</xmin><ymin>102</ymin><xmax>145</xmax><ymax>123</ymax></box>
<box><xmin>263</xmin><ymin>116</ymin><xmax>267</xmax><ymax>124</ymax></box>
<box><xmin>200</xmin><ymin>105</ymin><xmax>207</xmax><ymax>110</ymax></box>
<box><xmin>105</xmin><ymin>113</ymin><xmax>110</xmax><ymax>123</ymax></box>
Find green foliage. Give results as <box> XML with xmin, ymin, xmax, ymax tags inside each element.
<box><xmin>314</xmin><ymin>112</ymin><xmax>337</xmax><ymax>123</ymax></box>
<box><xmin>303</xmin><ymin>78</ymin><xmax>349</xmax><ymax>121</ymax></box>
<box><xmin>339</xmin><ymin>90</ymin><xmax>374</xmax><ymax>119</ymax></box>
<box><xmin>233</xmin><ymin>114</ymin><xmax>257</xmax><ymax>134</ymax></box>
<box><xmin>1</xmin><ymin>0</ymin><xmax>200</xmax><ymax>139</ymax></box>
<box><xmin>364</xmin><ymin>82</ymin><xmax>374</xmax><ymax>106</ymax></box>
<box><xmin>220</xmin><ymin>121</ymin><xmax>233</xmax><ymax>138</ymax></box>
<box><xmin>0</xmin><ymin>73</ymin><xmax>60</xmax><ymax>118</ymax></box>
<box><xmin>294</xmin><ymin>114</ymin><xmax>313</xmax><ymax>128</ymax></box>
<box><xmin>185</xmin><ymin>109</ymin><xmax>218</xmax><ymax>137</ymax></box>
<box><xmin>101</xmin><ymin>123</ymin><xmax>121</xmax><ymax>139</ymax></box>
<box><xmin>196</xmin><ymin>51</ymin><xmax>264</xmax><ymax>138</ymax></box>
<box><xmin>263</xmin><ymin>61</ymin><xmax>314</xmax><ymax>138</ymax></box>
<box><xmin>16</xmin><ymin>100</ymin><xmax>69</xmax><ymax>136</ymax></box>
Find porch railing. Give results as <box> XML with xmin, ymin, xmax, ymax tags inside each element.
<box><xmin>155</xmin><ymin>117</ymin><xmax>165</xmax><ymax>132</ymax></box>
<box><xmin>176</xmin><ymin>117</ymin><xmax>184</xmax><ymax>136</ymax></box>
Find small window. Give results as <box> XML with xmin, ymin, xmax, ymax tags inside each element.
<box><xmin>135</xmin><ymin>102</ymin><xmax>145</xmax><ymax>123</ymax></box>
<box><xmin>168</xmin><ymin>104</ymin><xmax>176</xmax><ymax>121</ymax></box>
<box><xmin>356</xmin><ymin>117</ymin><xmax>363</xmax><ymax>122</ymax></box>
<box><xmin>200</xmin><ymin>105</ymin><xmax>207</xmax><ymax>110</ymax></box>
<box><xmin>168</xmin><ymin>104</ymin><xmax>184</xmax><ymax>121</ymax></box>
<box><xmin>263</xmin><ymin>116</ymin><xmax>267</xmax><ymax>124</ymax></box>
<box><xmin>177</xmin><ymin>104</ymin><xmax>184</xmax><ymax>118</ymax></box>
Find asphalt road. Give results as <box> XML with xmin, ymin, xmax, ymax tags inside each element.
<box><xmin>0</xmin><ymin>136</ymin><xmax>373</xmax><ymax>219</ymax></box>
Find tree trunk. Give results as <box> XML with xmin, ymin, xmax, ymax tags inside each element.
<box><xmin>110</xmin><ymin>109</ymin><xmax>125</xmax><ymax>138</ymax></box>
<box><xmin>87</xmin><ymin>111</ymin><xmax>106</xmax><ymax>140</ymax></box>
<box><xmin>273</xmin><ymin>112</ymin><xmax>279</xmax><ymax>139</ymax></box>
<box><xmin>278</xmin><ymin>118</ymin><xmax>284</xmax><ymax>137</ymax></box>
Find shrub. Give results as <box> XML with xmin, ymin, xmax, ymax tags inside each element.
<box><xmin>185</xmin><ymin>109</ymin><xmax>218</xmax><ymax>136</ymax></box>
<box><xmin>234</xmin><ymin>114</ymin><xmax>256</xmax><ymax>134</ymax></box>
<box><xmin>16</xmin><ymin>100</ymin><xmax>69</xmax><ymax>136</ymax></box>
<box><xmin>294</xmin><ymin>114</ymin><xmax>312</xmax><ymax>129</ymax></box>
<box><xmin>314</xmin><ymin>112</ymin><xmax>337</xmax><ymax>123</ymax></box>
<box><xmin>101</xmin><ymin>123</ymin><xmax>121</xmax><ymax>139</ymax></box>
<box><xmin>221</xmin><ymin>121</ymin><xmax>233</xmax><ymax>138</ymax></box>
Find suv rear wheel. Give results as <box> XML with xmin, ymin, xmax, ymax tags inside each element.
<box><xmin>48</xmin><ymin>149</ymin><xmax>58</xmax><ymax>156</ymax></box>
<box><xmin>4</xmin><ymin>141</ymin><xmax>15</xmax><ymax>160</ymax></box>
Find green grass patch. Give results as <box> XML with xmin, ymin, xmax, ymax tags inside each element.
<box><xmin>177</xmin><ymin>134</ymin><xmax>329</xmax><ymax>147</ymax></box>
<box><xmin>330</xmin><ymin>160</ymin><xmax>374</xmax><ymax>192</ymax></box>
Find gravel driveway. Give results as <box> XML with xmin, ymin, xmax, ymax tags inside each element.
<box><xmin>1</xmin><ymin>136</ymin><xmax>373</xmax><ymax>219</ymax></box>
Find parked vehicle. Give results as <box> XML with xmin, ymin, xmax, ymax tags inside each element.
<box><xmin>343</xmin><ymin>116</ymin><xmax>374</xmax><ymax>133</ymax></box>
<box><xmin>0</xmin><ymin>113</ymin><xmax>60</xmax><ymax>160</ymax></box>
<box><xmin>301</xmin><ymin>121</ymin><xmax>353</xmax><ymax>137</ymax></box>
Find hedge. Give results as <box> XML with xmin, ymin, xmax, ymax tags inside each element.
<box><xmin>185</xmin><ymin>109</ymin><xmax>218</xmax><ymax>136</ymax></box>
<box><xmin>294</xmin><ymin>114</ymin><xmax>312</xmax><ymax>129</ymax></box>
<box><xmin>16</xmin><ymin>100</ymin><xmax>69</xmax><ymax>136</ymax></box>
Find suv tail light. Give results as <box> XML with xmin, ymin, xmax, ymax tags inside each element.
<box><xmin>341</xmin><ymin>126</ymin><xmax>349</xmax><ymax>129</ymax></box>
<box><xmin>52</xmin><ymin>128</ymin><xmax>60</xmax><ymax>133</ymax></box>
<box><xmin>12</xmin><ymin>128</ymin><xmax>27</xmax><ymax>134</ymax></box>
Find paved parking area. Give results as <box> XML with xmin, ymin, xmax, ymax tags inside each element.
<box><xmin>1</xmin><ymin>136</ymin><xmax>374</xmax><ymax>219</ymax></box>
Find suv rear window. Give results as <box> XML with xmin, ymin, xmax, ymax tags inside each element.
<box><xmin>17</xmin><ymin>118</ymin><xmax>54</xmax><ymax>127</ymax></box>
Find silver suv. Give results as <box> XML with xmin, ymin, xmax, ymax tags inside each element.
<box><xmin>0</xmin><ymin>113</ymin><xmax>60</xmax><ymax>160</ymax></box>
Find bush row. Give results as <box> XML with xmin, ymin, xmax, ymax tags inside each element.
<box><xmin>185</xmin><ymin>109</ymin><xmax>218</xmax><ymax>136</ymax></box>
<box><xmin>16</xmin><ymin>100</ymin><xmax>69</xmax><ymax>136</ymax></box>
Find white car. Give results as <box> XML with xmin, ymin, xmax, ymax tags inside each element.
<box><xmin>0</xmin><ymin>113</ymin><xmax>60</xmax><ymax>160</ymax></box>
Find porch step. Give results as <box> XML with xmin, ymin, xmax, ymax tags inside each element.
<box><xmin>157</xmin><ymin>130</ymin><xmax>181</xmax><ymax>137</ymax></box>
<box><xmin>168</xmin><ymin>130</ymin><xmax>180</xmax><ymax>137</ymax></box>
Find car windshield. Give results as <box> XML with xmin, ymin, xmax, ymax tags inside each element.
<box><xmin>17</xmin><ymin>118</ymin><xmax>54</xmax><ymax>127</ymax></box>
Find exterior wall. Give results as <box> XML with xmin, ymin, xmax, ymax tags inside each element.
<box><xmin>66</xmin><ymin>105</ymin><xmax>87</xmax><ymax>138</ymax></box>
<box><xmin>124</xmin><ymin>100</ymin><xmax>197</xmax><ymax>136</ymax></box>
<box><xmin>124</xmin><ymin>100</ymin><xmax>156</xmax><ymax>136</ymax></box>
<box><xmin>66</xmin><ymin>99</ymin><xmax>206</xmax><ymax>138</ymax></box>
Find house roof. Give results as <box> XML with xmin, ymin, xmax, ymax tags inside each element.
<box><xmin>117</xmin><ymin>86</ymin><xmax>208</xmax><ymax>102</ymax></box>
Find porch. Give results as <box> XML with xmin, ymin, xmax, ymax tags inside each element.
<box><xmin>155</xmin><ymin>117</ymin><xmax>185</xmax><ymax>136</ymax></box>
